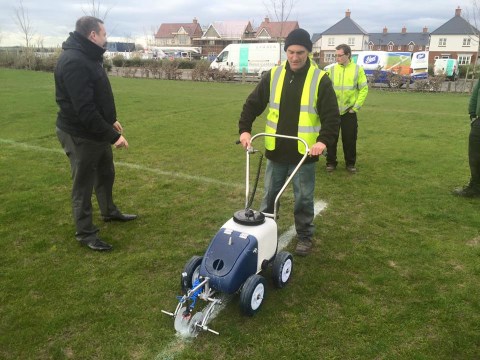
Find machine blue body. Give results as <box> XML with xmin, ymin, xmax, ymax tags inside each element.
<box><xmin>199</xmin><ymin>227</ymin><xmax>258</xmax><ymax>294</ymax></box>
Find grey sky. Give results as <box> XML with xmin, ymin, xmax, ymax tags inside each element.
<box><xmin>0</xmin><ymin>0</ymin><xmax>472</xmax><ymax>47</ymax></box>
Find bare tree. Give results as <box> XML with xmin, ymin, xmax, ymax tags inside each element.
<box><xmin>264</xmin><ymin>0</ymin><xmax>297</xmax><ymax>41</ymax></box>
<box><xmin>464</xmin><ymin>2</ymin><xmax>480</xmax><ymax>65</ymax></box>
<box><xmin>35</xmin><ymin>35</ymin><xmax>44</xmax><ymax>50</ymax></box>
<box><xmin>264</xmin><ymin>0</ymin><xmax>297</xmax><ymax>61</ymax></box>
<box><xmin>143</xmin><ymin>26</ymin><xmax>157</xmax><ymax>47</ymax></box>
<box><xmin>13</xmin><ymin>0</ymin><xmax>35</xmax><ymax>48</ymax></box>
<box><xmin>82</xmin><ymin>0</ymin><xmax>114</xmax><ymax>20</ymax></box>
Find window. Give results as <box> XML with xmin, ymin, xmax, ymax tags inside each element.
<box><xmin>463</xmin><ymin>38</ymin><xmax>471</xmax><ymax>46</ymax></box>
<box><xmin>328</xmin><ymin>37</ymin><xmax>334</xmax><ymax>46</ymax></box>
<box><xmin>388</xmin><ymin>44</ymin><xmax>393</xmax><ymax>51</ymax></box>
<box><xmin>369</xmin><ymin>44</ymin><xmax>373</xmax><ymax>50</ymax></box>
<box><xmin>458</xmin><ymin>55</ymin><xmax>471</xmax><ymax>65</ymax></box>
<box><xmin>324</xmin><ymin>53</ymin><xmax>336</xmax><ymax>63</ymax></box>
<box><xmin>216</xmin><ymin>51</ymin><xmax>228</xmax><ymax>62</ymax></box>
<box><xmin>438</xmin><ymin>38</ymin><xmax>447</xmax><ymax>47</ymax></box>
<box><xmin>398</xmin><ymin>46</ymin><xmax>402</xmax><ymax>50</ymax></box>
<box><xmin>178</xmin><ymin>34</ymin><xmax>188</xmax><ymax>45</ymax></box>
<box><xmin>348</xmin><ymin>37</ymin><xmax>355</xmax><ymax>46</ymax></box>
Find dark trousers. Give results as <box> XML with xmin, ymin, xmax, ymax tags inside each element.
<box><xmin>469</xmin><ymin>120</ymin><xmax>480</xmax><ymax>187</ymax></box>
<box><xmin>56</xmin><ymin>128</ymin><xmax>119</xmax><ymax>242</ymax></box>
<box><xmin>327</xmin><ymin>111</ymin><xmax>358</xmax><ymax>167</ymax></box>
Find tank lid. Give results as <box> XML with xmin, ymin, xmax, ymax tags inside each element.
<box><xmin>233</xmin><ymin>209</ymin><xmax>265</xmax><ymax>226</ymax></box>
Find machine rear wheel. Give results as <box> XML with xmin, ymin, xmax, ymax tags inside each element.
<box><xmin>240</xmin><ymin>274</ymin><xmax>266</xmax><ymax>316</ymax></box>
<box><xmin>181</xmin><ymin>255</ymin><xmax>203</xmax><ymax>292</ymax></box>
<box><xmin>272</xmin><ymin>251</ymin><xmax>293</xmax><ymax>288</ymax></box>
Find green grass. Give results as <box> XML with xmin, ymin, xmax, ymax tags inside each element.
<box><xmin>0</xmin><ymin>68</ymin><xmax>479</xmax><ymax>359</ymax></box>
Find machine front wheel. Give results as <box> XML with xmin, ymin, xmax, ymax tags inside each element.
<box><xmin>272</xmin><ymin>251</ymin><xmax>293</xmax><ymax>288</ymax></box>
<box><xmin>240</xmin><ymin>274</ymin><xmax>266</xmax><ymax>316</ymax></box>
<box><xmin>181</xmin><ymin>255</ymin><xmax>203</xmax><ymax>293</ymax></box>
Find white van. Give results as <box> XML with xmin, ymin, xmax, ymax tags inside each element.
<box><xmin>210</xmin><ymin>43</ymin><xmax>286</xmax><ymax>75</ymax></box>
<box><xmin>411</xmin><ymin>51</ymin><xmax>429</xmax><ymax>80</ymax></box>
<box><xmin>434</xmin><ymin>58</ymin><xmax>459</xmax><ymax>81</ymax></box>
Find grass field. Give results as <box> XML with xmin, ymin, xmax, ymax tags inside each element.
<box><xmin>1</xmin><ymin>68</ymin><xmax>479</xmax><ymax>360</ymax></box>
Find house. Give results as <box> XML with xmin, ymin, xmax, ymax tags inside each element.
<box><xmin>429</xmin><ymin>7</ymin><xmax>479</xmax><ymax>65</ymax></box>
<box><xmin>255</xmin><ymin>17</ymin><xmax>299</xmax><ymax>41</ymax></box>
<box><xmin>368</xmin><ymin>26</ymin><xmax>430</xmax><ymax>53</ymax></box>
<box><xmin>314</xmin><ymin>9</ymin><xmax>369</xmax><ymax>64</ymax></box>
<box><xmin>154</xmin><ymin>18</ymin><xmax>203</xmax><ymax>46</ymax></box>
<box><xmin>193</xmin><ymin>20</ymin><xmax>255</xmax><ymax>59</ymax></box>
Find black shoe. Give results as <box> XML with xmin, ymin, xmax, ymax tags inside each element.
<box><xmin>86</xmin><ymin>238</ymin><xmax>113</xmax><ymax>251</ymax></box>
<box><xmin>295</xmin><ymin>239</ymin><xmax>313</xmax><ymax>256</ymax></box>
<box><xmin>326</xmin><ymin>164</ymin><xmax>336</xmax><ymax>172</ymax></box>
<box><xmin>346</xmin><ymin>165</ymin><xmax>357</xmax><ymax>174</ymax></box>
<box><xmin>103</xmin><ymin>213</ymin><xmax>138</xmax><ymax>222</ymax></box>
<box><xmin>452</xmin><ymin>185</ymin><xmax>480</xmax><ymax>198</ymax></box>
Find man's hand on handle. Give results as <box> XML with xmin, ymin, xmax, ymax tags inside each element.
<box><xmin>309</xmin><ymin>141</ymin><xmax>326</xmax><ymax>157</ymax></box>
<box><xmin>239</xmin><ymin>132</ymin><xmax>252</xmax><ymax>150</ymax></box>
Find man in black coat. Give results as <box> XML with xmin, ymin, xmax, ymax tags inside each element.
<box><xmin>55</xmin><ymin>16</ymin><xmax>137</xmax><ymax>251</ymax></box>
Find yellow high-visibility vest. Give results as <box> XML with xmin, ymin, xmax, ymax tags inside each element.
<box><xmin>327</xmin><ymin>61</ymin><xmax>368</xmax><ymax>115</ymax></box>
<box><xmin>265</xmin><ymin>62</ymin><xmax>325</xmax><ymax>154</ymax></box>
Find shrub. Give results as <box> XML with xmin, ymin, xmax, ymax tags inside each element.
<box><xmin>413</xmin><ymin>75</ymin><xmax>446</xmax><ymax>92</ymax></box>
<box><xmin>192</xmin><ymin>60</ymin><xmax>212</xmax><ymax>81</ymax></box>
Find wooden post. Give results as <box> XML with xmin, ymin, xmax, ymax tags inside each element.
<box><xmin>242</xmin><ymin>68</ymin><xmax>246</xmax><ymax>84</ymax></box>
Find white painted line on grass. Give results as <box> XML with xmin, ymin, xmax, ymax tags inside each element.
<box><xmin>0</xmin><ymin>138</ymin><xmax>241</xmax><ymax>188</ymax></box>
<box><xmin>156</xmin><ymin>200</ymin><xmax>327</xmax><ymax>359</ymax></box>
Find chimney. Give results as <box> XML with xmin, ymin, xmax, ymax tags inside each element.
<box><xmin>401</xmin><ymin>26</ymin><xmax>407</xmax><ymax>34</ymax></box>
<box><xmin>423</xmin><ymin>26</ymin><xmax>428</xmax><ymax>33</ymax></box>
<box><xmin>265</xmin><ymin>16</ymin><xmax>270</xmax><ymax>23</ymax></box>
<box><xmin>383</xmin><ymin>26</ymin><xmax>388</xmax><ymax>34</ymax></box>
<box><xmin>455</xmin><ymin>6</ymin><xmax>462</xmax><ymax>16</ymax></box>
<box><xmin>193</xmin><ymin>18</ymin><xmax>197</xmax><ymax>24</ymax></box>
<box><xmin>346</xmin><ymin>9</ymin><xmax>351</xmax><ymax>18</ymax></box>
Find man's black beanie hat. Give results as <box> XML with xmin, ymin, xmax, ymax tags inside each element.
<box><xmin>284</xmin><ymin>28</ymin><xmax>312</xmax><ymax>52</ymax></box>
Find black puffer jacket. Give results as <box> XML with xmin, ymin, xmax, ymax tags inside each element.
<box><xmin>55</xmin><ymin>31</ymin><xmax>120</xmax><ymax>144</ymax></box>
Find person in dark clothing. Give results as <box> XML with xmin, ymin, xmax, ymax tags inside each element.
<box><xmin>238</xmin><ymin>28</ymin><xmax>340</xmax><ymax>256</ymax></box>
<box><xmin>55</xmin><ymin>16</ymin><xmax>137</xmax><ymax>251</ymax></box>
<box><xmin>453</xmin><ymin>80</ymin><xmax>480</xmax><ymax>197</ymax></box>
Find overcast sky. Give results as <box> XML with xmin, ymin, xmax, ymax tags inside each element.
<box><xmin>0</xmin><ymin>0</ymin><xmax>473</xmax><ymax>47</ymax></box>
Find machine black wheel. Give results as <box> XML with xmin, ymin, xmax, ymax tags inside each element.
<box><xmin>180</xmin><ymin>255</ymin><xmax>203</xmax><ymax>293</ymax></box>
<box><xmin>240</xmin><ymin>274</ymin><xmax>266</xmax><ymax>316</ymax></box>
<box><xmin>272</xmin><ymin>251</ymin><xmax>293</xmax><ymax>288</ymax></box>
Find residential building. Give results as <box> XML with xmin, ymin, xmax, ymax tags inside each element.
<box><xmin>193</xmin><ymin>20</ymin><xmax>255</xmax><ymax>59</ymax></box>
<box><xmin>313</xmin><ymin>9</ymin><xmax>369</xmax><ymax>64</ymax></box>
<box><xmin>154</xmin><ymin>18</ymin><xmax>203</xmax><ymax>46</ymax></box>
<box><xmin>368</xmin><ymin>26</ymin><xmax>430</xmax><ymax>53</ymax></box>
<box><xmin>429</xmin><ymin>7</ymin><xmax>479</xmax><ymax>65</ymax></box>
<box><xmin>255</xmin><ymin>17</ymin><xmax>299</xmax><ymax>42</ymax></box>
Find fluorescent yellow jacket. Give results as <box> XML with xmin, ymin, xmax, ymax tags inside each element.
<box><xmin>327</xmin><ymin>60</ymin><xmax>368</xmax><ymax>115</ymax></box>
<box><xmin>265</xmin><ymin>62</ymin><xmax>325</xmax><ymax>154</ymax></box>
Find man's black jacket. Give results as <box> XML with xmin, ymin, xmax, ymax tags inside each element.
<box><xmin>55</xmin><ymin>31</ymin><xmax>120</xmax><ymax>144</ymax></box>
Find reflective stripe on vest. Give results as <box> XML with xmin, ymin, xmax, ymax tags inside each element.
<box><xmin>265</xmin><ymin>63</ymin><xmax>324</xmax><ymax>154</ymax></box>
